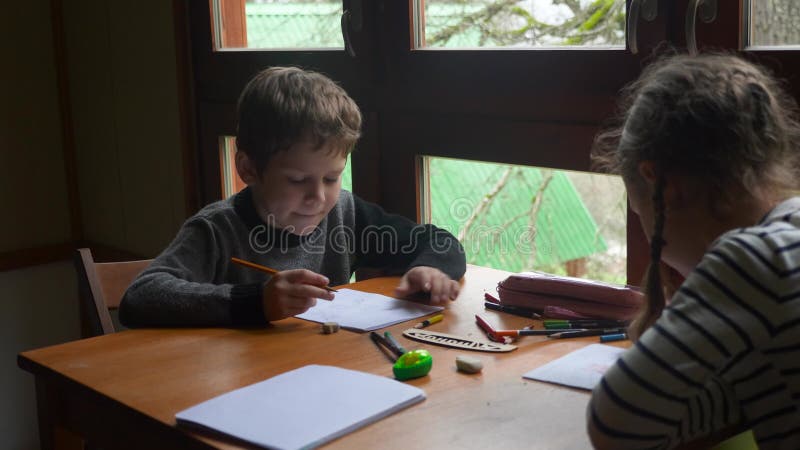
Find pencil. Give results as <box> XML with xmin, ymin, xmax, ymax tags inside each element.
<box><xmin>495</xmin><ymin>328</ymin><xmax>578</xmax><ymax>337</ymax></box>
<box><xmin>230</xmin><ymin>257</ymin><xmax>338</xmax><ymax>292</ymax></box>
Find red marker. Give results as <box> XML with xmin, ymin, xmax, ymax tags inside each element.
<box><xmin>476</xmin><ymin>314</ymin><xmax>568</xmax><ymax>340</ymax></box>
<box><xmin>475</xmin><ymin>314</ymin><xmax>500</xmax><ymax>341</ymax></box>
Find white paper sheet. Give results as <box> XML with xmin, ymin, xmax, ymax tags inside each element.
<box><xmin>176</xmin><ymin>365</ymin><xmax>426</xmax><ymax>450</ymax></box>
<box><xmin>295</xmin><ymin>288</ymin><xmax>444</xmax><ymax>331</ymax></box>
<box><xmin>522</xmin><ymin>343</ymin><xmax>625</xmax><ymax>391</ymax></box>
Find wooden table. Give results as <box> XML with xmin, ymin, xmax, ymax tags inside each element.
<box><xmin>19</xmin><ymin>265</ymin><xmax>628</xmax><ymax>450</ymax></box>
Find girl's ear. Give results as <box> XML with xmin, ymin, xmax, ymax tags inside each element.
<box><xmin>637</xmin><ymin>161</ymin><xmax>685</xmax><ymax>210</ymax></box>
<box><xmin>235</xmin><ymin>151</ymin><xmax>259</xmax><ymax>186</ymax></box>
<box><xmin>637</xmin><ymin>160</ymin><xmax>658</xmax><ymax>185</ymax></box>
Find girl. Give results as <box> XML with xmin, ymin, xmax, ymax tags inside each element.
<box><xmin>587</xmin><ymin>54</ymin><xmax>800</xmax><ymax>449</ymax></box>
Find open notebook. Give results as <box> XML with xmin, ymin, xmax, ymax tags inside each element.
<box><xmin>176</xmin><ymin>365</ymin><xmax>425</xmax><ymax>450</ymax></box>
<box><xmin>296</xmin><ymin>288</ymin><xmax>443</xmax><ymax>331</ymax></box>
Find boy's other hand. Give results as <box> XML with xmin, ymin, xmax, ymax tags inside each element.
<box><xmin>394</xmin><ymin>266</ymin><xmax>460</xmax><ymax>303</ymax></box>
<box><xmin>262</xmin><ymin>269</ymin><xmax>335</xmax><ymax>321</ymax></box>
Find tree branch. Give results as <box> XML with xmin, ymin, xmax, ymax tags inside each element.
<box><xmin>457</xmin><ymin>166</ymin><xmax>514</xmax><ymax>242</ymax></box>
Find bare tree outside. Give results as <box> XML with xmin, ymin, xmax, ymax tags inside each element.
<box><xmin>750</xmin><ymin>0</ymin><xmax>800</xmax><ymax>46</ymax></box>
<box><xmin>424</xmin><ymin>0</ymin><xmax>626</xmax><ymax>48</ymax></box>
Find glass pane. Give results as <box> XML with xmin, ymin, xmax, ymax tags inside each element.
<box><xmin>219</xmin><ymin>136</ymin><xmax>353</xmax><ymax>198</ymax></box>
<box><xmin>213</xmin><ymin>0</ymin><xmax>344</xmax><ymax>50</ymax></box>
<box><xmin>422</xmin><ymin>156</ymin><xmax>627</xmax><ymax>283</ymax></box>
<box><xmin>748</xmin><ymin>0</ymin><xmax>800</xmax><ymax>46</ymax></box>
<box><xmin>417</xmin><ymin>0</ymin><xmax>626</xmax><ymax>49</ymax></box>
<box><xmin>220</xmin><ymin>137</ymin><xmax>246</xmax><ymax>198</ymax></box>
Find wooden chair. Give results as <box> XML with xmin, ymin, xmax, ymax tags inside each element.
<box><xmin>74</xmin><ymin>248</ymin><xmax>152</xmax><ymax>337</ymax></box>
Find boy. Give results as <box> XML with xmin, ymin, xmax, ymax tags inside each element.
<box><xmin>120</xmin><ymin>67</ymin><xmax>466</xmax><ymax>327</ymax></box>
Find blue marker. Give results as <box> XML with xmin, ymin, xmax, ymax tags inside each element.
<box><xmin>600</xmin><ymin>333</ymin><xmax>628</xmax><ymax>343</ymax></box>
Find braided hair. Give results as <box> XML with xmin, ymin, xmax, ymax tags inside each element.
<box><xmin>592</xmin><ymin>53</ymin><xmax>800</xmax><ymax>341</ymax></box>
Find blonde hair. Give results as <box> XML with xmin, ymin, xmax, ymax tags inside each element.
<box><xmin>592</xmin><ymin>53</ymin><xmax>800</xmax><ymax>340</ymax></box>
<box><xmin>236</xmin><ymin>66</ymin><xmax>362</xmax><ymax>173</ymax></box>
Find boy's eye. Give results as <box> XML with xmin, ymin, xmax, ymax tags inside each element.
<box><xmin>288</xmin><ymin>177</ymin><xmax>306</xmax><ymax>184</ymax></box>
<box><xmin>324</xmin><ymin>177</ymin><xmax>339</xmax><ymax>184</ymax></box>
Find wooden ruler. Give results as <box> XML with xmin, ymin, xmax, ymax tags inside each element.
<box><xmin>402</xmin><ymin>328</ymin><xmax>517</xmax><ymax>353</ymax></box>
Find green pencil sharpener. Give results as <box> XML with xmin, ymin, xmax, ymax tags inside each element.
<box><xmin>392</xmin><ymin>349</ymin><xmax>433</xmax><ymax>381</ymax></box>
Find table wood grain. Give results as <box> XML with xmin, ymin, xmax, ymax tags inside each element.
<box><xmin>19</xmin><ymin>265</ymin><xmax>628</xmax><ymax>450</ymax></box>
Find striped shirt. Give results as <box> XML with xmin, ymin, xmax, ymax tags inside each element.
<box><xmin>588</xmin><ymin>197</ymin><xmax>800</xmax><ymax>450</ymax></box>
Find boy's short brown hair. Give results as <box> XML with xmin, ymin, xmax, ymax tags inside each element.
<box><xmin>235</xmin><ymin>66</ymin><xmax>362</xmax><ymax>173</ymax></box>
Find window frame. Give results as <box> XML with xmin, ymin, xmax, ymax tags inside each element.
<box><xmin>188</xmin><ymin>1</ymin><xmax>715</xmax><ymax>284</ymax></box>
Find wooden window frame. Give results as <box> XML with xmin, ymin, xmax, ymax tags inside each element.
<box><xmin>185</xmin><ymin>0</ymin><xmax>800</xmax><ymax>285</ymax></box>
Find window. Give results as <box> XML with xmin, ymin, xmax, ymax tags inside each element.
<box><xmin>213</xmin><ymin>0</ymin><xmax>344</xmax><ymax>49</ymax></box>
<box><xmin>418</xmin><ymin>0</ymin><xmax>626</xmax><ymax>48</ymax></box>
<box><xmin>423</xmin><ymin>157</ymin><xmax>626</xmax><ymax>282</ymax></box>
<box><xmin>188</xmin><ymin>1</ymin><xmax>800</xmax><ymax>285</ymax></box>
<box><xmin>748</xmin><ymin>0</ymin><xmax>800</xmax><ymax>46</ymax></box>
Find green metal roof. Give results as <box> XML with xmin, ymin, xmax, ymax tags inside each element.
<box><xmin>340</xmin><ymin>153</ymin><xmax>352</xmax><ymax>192</ymax></box>
<box><xmin>245</xmin><ymin>2</ymin><xmax>491</xmax><ymax>49</ymax></box>
<box><xmin>429</xmin><ymin>158</ymin><xmax>606</xmax><ymax>269</ymax></box>
<box><xmin>245</xmin><ymin>3</ymin><xmax>343</xmax><ymax>48</ymax></box>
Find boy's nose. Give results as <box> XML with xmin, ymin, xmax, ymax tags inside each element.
<box><xmin>305</xmin><ymin>182</ymin><xmax>325</xmax><ymax>203</ymax></box>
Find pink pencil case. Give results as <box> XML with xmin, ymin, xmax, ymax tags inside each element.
<box><xmin>497</xmin><ymin>271</ymin><xmax>643</xmax><ymax>321</ymax></box>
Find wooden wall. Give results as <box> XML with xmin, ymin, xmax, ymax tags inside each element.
<box><xmin>2</xmin><ymin>1</ymin><xmax>187</xmax><ymax>447</ymax></box>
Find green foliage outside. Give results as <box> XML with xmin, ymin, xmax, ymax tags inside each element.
<box><xmin>340</xmin><ymin>153</ymin><xmax>352</xmax><ymax>193</ymax></box>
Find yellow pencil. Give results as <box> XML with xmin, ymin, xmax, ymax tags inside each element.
<box><xmin>230</xmin><ymin>257</ymin><xmax>338</xmax><ymax>292</ymax></box>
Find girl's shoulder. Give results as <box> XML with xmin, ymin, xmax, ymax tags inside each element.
<box><xmin>707</xmin><ymin>197</ymin><xmax>800</xmax><ymax>279</ymax></box>
<box><xmin>718</xmin><ymin>196</ymin><xmax>800</xmax><ymax>243</ymax></box>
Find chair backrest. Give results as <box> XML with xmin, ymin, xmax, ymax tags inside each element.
<box><xmin>74</xmin><ymin>248</ymin><xmax>152</xmax><ymax>337</ymax></box>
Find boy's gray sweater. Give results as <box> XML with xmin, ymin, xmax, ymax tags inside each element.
<box><xmin>119</xmin><ymin>188</ymin><xmax>466</xmax><ymax>327</ymax></box>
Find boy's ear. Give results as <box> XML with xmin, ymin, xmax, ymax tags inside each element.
<box><xmin>235</xmin><ymin>151</ymin><xmax>260</xmax><ymax>186</ymax></box>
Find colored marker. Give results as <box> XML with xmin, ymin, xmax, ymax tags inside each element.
<box><xmin>475</xmin><ymin>314</ymin><xmax>574</xmax><ymax>339</ymax></box>
<box><xmin>544</xmin><ymin>320</ymin><xmax>628</xmax><ymax>329</ymax></box>
<box><xmin>484</xmin><ymin>292</ymin><xmax>501</xmax><ymax>303</ymax></box>
<box><xmin>475</xmin><ymin>314</ymin><xmax>498</xmax><ymax>341</ymax></box>
<box><xmin>484</xmin><ymin>302</ymin><xmax>543</xmax><ymax>319</ymax></box>
<box><xmin>600</xmin><ymin>333</ymin><xmax>628</xmax><ymax>342</ymax></box>
<box><xmin>414</xmin><ymin>314</ymin><xmax>444</xmax><ymax>329</ymax></box>
<box><xmin>383</xmin><ymin>331</ymin><xmax>407</xmax><ymax>357</ymax></box>
<box><xmin>544</xmin><ymin>318</ymin><xmax>628</xmax><ymax>325</ymax></box>
<box><xmin>547</xmin><ymin>328</ymin><xmax>628</xmax><ymax>339</ymax></box>
<box><xmin>544</xmin><ymin>318</ymin><xmax>628</xmax><ymax>324</ymax></box>
<box><xmin>369</xmin><ymin>332</ymin><xmax>399</xmax><ymax>362</ymax></box>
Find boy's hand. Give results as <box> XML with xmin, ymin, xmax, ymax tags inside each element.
<box><xmin>394</xmin><ymin>266</ymin><xmax>460</xmax><ymax>303</ymax></box>
<box><xmin>262</xmin><ymin>269</ymin><xmax>334</xmax><ymax>321</ymax></box>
